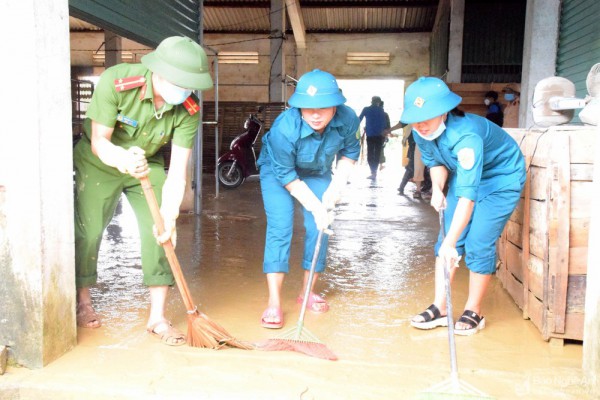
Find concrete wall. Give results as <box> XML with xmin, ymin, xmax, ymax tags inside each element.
<box><xmin>520</xmin><ymin>0</ymin><xmax>561</xmax><ymax>128</ymax></box>
<box><xmin>0</xmin><ymin>0</ymin><xmax>76</xmax><ymax>368</ymax></box>
<box><xmin>70</xmin><ymin>31</ymin><xmax>430</xmax><ymax>102</ymax></box>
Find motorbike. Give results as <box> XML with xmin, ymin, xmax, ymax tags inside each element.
<box><xmin>217</xmin><ymin>113</ymin><xmax>264</xmax><ymax>189</ymax></box>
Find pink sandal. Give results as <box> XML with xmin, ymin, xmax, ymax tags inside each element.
<box><xmin>296</xmin><ymin>293</ymin><xmax>329</xmax><ymax>313</ymax></box>
<box><xmin>261</xmin><ymin>306</ymin><xmax>283</xmax><ymax>329</ymax></box>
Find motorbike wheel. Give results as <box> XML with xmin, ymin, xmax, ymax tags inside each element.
<box><xmin>217</xmin><ymin>161</ymin><xmax>245</xmax><ymax>189</ymax></box>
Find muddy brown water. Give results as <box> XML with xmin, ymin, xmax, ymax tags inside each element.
<box><xmin>1</xmin><ymin>162</ymin><xmax>589</xmax><ymax>399</ymax></box>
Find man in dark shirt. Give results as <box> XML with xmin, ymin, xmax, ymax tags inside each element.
<box><xmin>359</xmin><ymin>96</ymin><xmax>388</xmax><ymax>179</ymax></box>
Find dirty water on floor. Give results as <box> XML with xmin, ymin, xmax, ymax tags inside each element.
<box><xmin>0</xmin><ymin>163</ymin><xmax>590</xmax><ymax>399</ymax></box>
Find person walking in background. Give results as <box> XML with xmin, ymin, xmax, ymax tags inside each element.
<box><xmin>359</xmin><ymin>96</ymin><xmax>388</xmax><ymax>180</ymax></box>
<box><xmin>387</xmin><ymin>120</ymin><xmax>432</xmax><ymax>198</ymax></box>
<box><xmin>73</xmin><ymin>36</ymin><xmax>213</xmax><ymax>346</ymax></box>
<box><xmin>484</xmin><ymin>90</ymin><xmax>504</xmax><ymax>127</ymax></box>
<box><xmin>403</xmin><ymin>77</ymin><xmax>525</xmax><ymax>335</ymax></box>
<box><xmin>257</xmin><ymin>69</ymin><xmax>360</xmax><ymax>329</ymax></box>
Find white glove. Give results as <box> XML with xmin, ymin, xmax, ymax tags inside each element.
<box><xmin>109</xmin><ymin>146</ymin><xmax>148</xmax><ymax>178</ymax></box>
<box><xmin>438</xmin><ymin>242</ymin><xmax>460</xmax><ymax>269</ymax></box>
<box><xmin>322</xmin><ymin>158</ymin><xmax>354</xmax><ymax>210</ymax></box>
<box><xmin>153</xmin><ymin>177</ymin><xmax>186</xmax><ymax>247</ymax></box>
<box><xmin>290</xmin><ymin>181</ymin><xmax>333</xmax><ymax>231</ymax></box>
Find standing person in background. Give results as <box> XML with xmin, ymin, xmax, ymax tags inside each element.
<box><xmin>73</xmin><ymin>36</ymin><xmax>213</xmax><ymax>346</ymax></box>
<box><xmin>404</xmin><ymin>77</ymin><xmax>525</xmax><ymax>335</ymax></box>
<box><xmin>257</xmin><ymin>69</ymin><xmax>360</xmax><ymax>329</ymax></box>
<box><xmin>484</xmin><ymin>90</ymin><xmax>504</xmax><ymax>127</ymax></box>
<box><xmin>502</xmin><ymin>85</ymin><xmax>520</xmax><ymax>128</ymax></box>
<box><xmin>359</xmin><ymin>96</ymin><xmax>388</xmax><ymax>180</ymax></box>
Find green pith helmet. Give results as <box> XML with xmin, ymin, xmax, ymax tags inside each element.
<box><xmin>141</xmin><ymin>36</ymin><xmax>213</xmax><ymax>91</ymax></box>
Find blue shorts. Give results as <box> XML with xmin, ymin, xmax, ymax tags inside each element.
<box><xmin>435</xmin><ymin>178</ymin><xmax>524</xmax><ymax>275</ymax></box>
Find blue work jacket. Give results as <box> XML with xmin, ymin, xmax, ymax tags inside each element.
<box><xmin>414</xmin><ymin>113</ymin><xmax>525</xmax><ymax>201</ymax></box>
<box><xmin>257</xmin><ymin>105</ymin><xmax>361</xmax><ymax>186</ymax></box>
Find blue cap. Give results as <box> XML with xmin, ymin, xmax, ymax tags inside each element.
<box><xmin>401</xmin><ymin>77</ymin><xmax>462</xmax><ymax>123</ymax></box>
<box><xmin>288</xmin><ymin>69</ymin><xmax>346</xmax><ymax>108</ymax></box>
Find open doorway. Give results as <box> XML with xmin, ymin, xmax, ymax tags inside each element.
<box><xmin>337</xmin><ymin>79</ymin><xmax>406</xmax><ymax>177</ymax></box>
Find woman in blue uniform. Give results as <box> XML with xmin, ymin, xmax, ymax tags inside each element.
<box><xmin>257</xmin><ymin>69</ymin><xmax>360</xmax><ymax>328</ymax></box>
<box><xmin>404</xmin><ymin>77</ymin><xmax>525</xmax><ymax>335</ymax></box>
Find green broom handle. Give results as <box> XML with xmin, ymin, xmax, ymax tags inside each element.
<box><xmin>140</xmin><ymin>176</ymin><xmax>197</xmax><ymax>315</ymax></box>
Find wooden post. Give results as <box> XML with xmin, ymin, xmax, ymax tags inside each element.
<box><xmin>548</xmin><ymin>132</ymin><xmax>571</xmax><ymax>334</ymax></box>
<box><xmin>521</xmin><ymin>133</ymin><xmax>531</xmax><ymax>319</ymax></box>
<box><xmin>583</xmin><ymin>124</ymin><xmax>600</xmax><ymax>394</ymax></box>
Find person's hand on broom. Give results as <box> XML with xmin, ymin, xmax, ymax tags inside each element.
<box><xmin>289</xmin><ymin>180</ymin><xmax>334</xmax><ymax>234</ymax></box>
<box><xmin>153</xmin><ymin>177</ymin><xmax>186</xmax><ymax>247</ymax></box>
<box><xmin>322</xmin><ymin>157</ymin><xmax>354</xmax><ymax>211</ymax></box>
<box><xmin>438</xmin><ymin>239</ymin><xmax>460</xmax><ymax>269</ymax></box>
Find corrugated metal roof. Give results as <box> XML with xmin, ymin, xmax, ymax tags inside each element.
<box><xmin>203</xmin><ymin>0</ymin><xmax>438</xmax><ymax>33</ymax></box>
<box><xmin>69</xmin><ymin>16</ymin><xmax>102</xmax><ymax>31</ymax></box>
<box><xmin>71</xmin><ymin>1</ymin><xmax>438</xmax><ymax>34</ymax></box>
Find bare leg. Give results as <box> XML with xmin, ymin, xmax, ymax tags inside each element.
<box><xmin>413</xmin><ymin>179</ymin><xmax>423</xmax><ymax>198</ymax></box>
<box><xmin>263</xmin><ymin>272</ymin><xmax>285</xmax><ymax>324</ymax></box>
<box><xmin>147</xmin><ymin>285</ymin><xmax>169</xmax><ymax>327</ymax></box>
<box><xmin>412</xmin><ymin>257</ymin><xmax>458</xmax><ymax>322</ymax></box>
<box><xmin>455</xmin><ymin>271</ymin><xmax>492</xmax><ymax>329</ymax></box>
<box><xmin>76</xmin><ymin>287</ymin><xmax>101</xmax><ymax>328</ymax></box>
<box><xmin>298</xmin><ymin>271</ymin><xmax>328</xmax><ymax>312</ymax></box>
<box><xmin>76</xmin><ymin>287</ymin><xmax>92</xmax><ymax>305</ymax></box>
<box><xmin>145</xmin><ymin>286</ymin><xmax>185</xmax><ymax>345</ymax></box>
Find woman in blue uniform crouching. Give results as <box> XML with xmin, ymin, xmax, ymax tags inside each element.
<box><xmin>405</xmin><ymin>77</ymin><xmax>526</xmax><ymax>335</ymax></box>
<box><xmin>257</xmin><ymin>69</ymin><xmax>360</xmax><ymax>328</ymax></box>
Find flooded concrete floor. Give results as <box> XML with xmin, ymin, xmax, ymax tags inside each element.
<box><xmin>0</xmin><ymin>162</ymin><xmax>590</xmax><ymax>399</ymax></box>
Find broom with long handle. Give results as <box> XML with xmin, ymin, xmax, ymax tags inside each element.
<box><xmin>256</xmin><ymin>229</ymin><xmax>338</xmax><ymax>360</ymax></box>
<box><xmin>140</xmin><ymin>176</ymin><xmax>252</xmax><ymax>350</ymax></box>
<box><xmin>419</xmin><ymin>209</ymin><xmax>492</xmax><ymax>399</ymax></box>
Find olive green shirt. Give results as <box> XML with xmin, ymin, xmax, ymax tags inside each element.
<box><xmin>83</xmin><ymin>63</ymin><xmax>199</xmax><ymax>158</ymax></box>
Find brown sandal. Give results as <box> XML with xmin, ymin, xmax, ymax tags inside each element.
<box><xmin>76</xmin><ymin>303</ymin><xmax>102</xmax><ymax>329</ymax></box>
<box><xmin>147</xmin><ymin>320</ymin><xmax>186</xmax><ymax>346</ymax></box>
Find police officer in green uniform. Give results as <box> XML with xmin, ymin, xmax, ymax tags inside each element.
<box><xmin>73</xmin><ymin>36</ymin><xmax>212</xmax><ymax>346</ymax></box>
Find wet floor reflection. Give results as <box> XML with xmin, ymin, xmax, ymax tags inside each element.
<box><xmin>76</xmin><ymin>161</ymin><xmax>587</xmax><ymax>398</ymax></box>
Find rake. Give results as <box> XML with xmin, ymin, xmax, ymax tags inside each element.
<box><xmin>256</xmin><ymin>229</ymin><xmax>337</xmax><ymax>360</ymax></box>
<box><xmin>419</xmin><ymin>209</ymin><xmax>493</xmax><ymax>399</ymax></box>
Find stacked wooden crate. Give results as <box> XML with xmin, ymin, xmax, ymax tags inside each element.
<box><xmin>497</xmin><ymin>126</ymin><xmax>595</xmax><ymax>343</ymax></box>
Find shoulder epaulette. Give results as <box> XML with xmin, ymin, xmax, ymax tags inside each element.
<box><xmin>114</xmin><ymin>76</ymin><xmax>146</xmax><ymax>92</ymax></box>
<box><xmin>182</xmin><ymin>96</ymin><xmax>200</xmax><ymax>116</ymax></box>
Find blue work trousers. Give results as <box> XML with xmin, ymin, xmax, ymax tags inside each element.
<box><xmin>435</xmin><ymin>176</ymin><xmax>524</xmax><ymax>275</ymax></box>
<box><xmin>260</xmin><ymin>167</ymin><xmax>331</xmax><ymax>274</ymax></box>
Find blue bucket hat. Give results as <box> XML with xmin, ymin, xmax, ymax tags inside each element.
<box><xmin>401</xmin><ymin>77</ymin><xmax>462</xmax><ymax>124</ymax></box>
<box><xmin>288</xmin><ymin>69</ymin><xmax>346</xmax><ymax>108</ymax></box>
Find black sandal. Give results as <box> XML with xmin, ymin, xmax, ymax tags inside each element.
<box><xmin>411</xmin><ymin>304</ymin><xmax>448</xmax><ymax>330</ymax></box>
<box><xmin>455</xmin><ymin>310</ymin><xmax>486</xmax><ymax>336</ymax></box>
